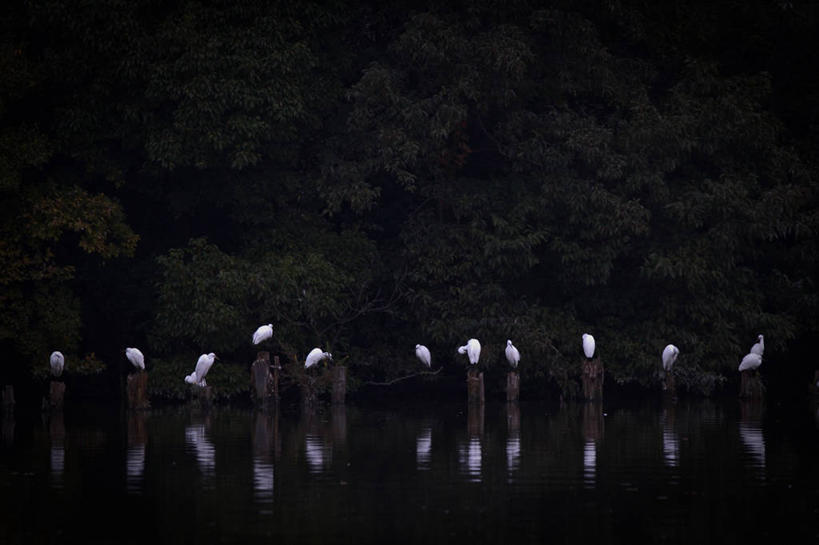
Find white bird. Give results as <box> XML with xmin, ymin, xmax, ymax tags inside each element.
<box><xmin>662</xmin><ymin>344</ymin><xmax>679</xmax><ymax>372</ymax></box>
<box><xmin>738</xmin><ymin>352</ymin><xmax>763</xmax><ymax>372</ymax></box>
<box><xmin>457</xmin><ymin>338</ymin><xmax>481</xmax><ymax>365</ymax></box>
<box><xmin>125</xmin><ymin>347</ymin><xmax>145</xmax><ymax>371</ymax></box>
<box><xmin>750</xmin><ymin>334</ymin><xmax>764</xmax><ymax>356</ymax></box>
<box><xmin>415</xmin><ymin>344</ymin><xmax>431</xmax><ymax>368</ymax></box>
<box><xmin>252</xmin><ymin>324</ymin><xmax>273</xmax><ymax>345</ymax></box>
<box><xmin>582</xmin><ymin>333</ymin><xmax>595</xmax><ymax>359</ymax></box>
<box><xmin>185</xmin><ymin>353</ymin><xmax>217</xmax><ymax>387</ymax></box>
<box><xmin>50</xmin><ymin>351</ymin><xmax>64</xmax><ymax>377</ymax></box>
<box><xmin>305</xmin><ymin>348</ymin><xmax>332</xmax><ymax>369</ymax></box>
<box><xmin>505</xmin><ymin>340</ymin><xmax>520</xmax><ymax>369</ymax></box>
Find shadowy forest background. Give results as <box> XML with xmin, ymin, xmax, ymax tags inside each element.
<box><xmin>2</xmin><ymin>0</ymin><xmax>817</xmax><ymax>404</ymax></box>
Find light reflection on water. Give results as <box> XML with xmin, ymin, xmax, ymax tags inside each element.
<box><xmin>0</xmin><ymin>399</ymin><xmax>816</xmax><ymax>544</ymax></box>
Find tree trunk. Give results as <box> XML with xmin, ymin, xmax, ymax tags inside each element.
<box><xmin>126</xmin><ymin>372</ymin><xmax>150</xmax><ymax>410</ymax></box>
<box><xmin>581</xmin><ymin>358</ymin><xmax>604</xmax><ymax>401</ymax></box>
<box><xmin>467</xmin><ymin>368</ymin><xmax>484</xmax><ymax>405</ymax></box>
<box><xmin>506</xmin><ymin>370</ymin><xmax>520</xmax><ymax>402</ymax></box>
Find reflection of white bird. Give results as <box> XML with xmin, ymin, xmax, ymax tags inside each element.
<box><xmin>415</xmin><ymin>344</ymin><xmax>431</xmax><ymax>368</ymax></box>
<box><xmin>185</xmin><ymin>353</ymin><xmax>217</xmax><ymax>386</ymax></box>
<box><xmin>304</xmin><ymin>434</ymin><xmax>331</xmax><ymax>473</ymax></box>
<box><xmin>125</xmin><ymin>347</ymin><xmax>145</xmax><ymax>371</ymax></box>
<box><xmin>252</xmin><ymin>324</ymin><xmax>273</xmax><ymax>345</ymax></box>
<box><xmin>305</xmin><ymin>348</ymin><xmax>332</xmax><ymax>369</ymax></box>
<box><xmin>458</xmin><ymin>437</ymin><xmax>482</xmax><ymax>482</ymax></box>
<box><xmin>505</xmin><ymin>340</ymin><xmax>520</xmax><ymax>369</ymax></box>
<box><xmin>662</xmin><ymin>344</ymin><xmax>679</xmax><ymax>372</ymax></box>
<box><xmin>416</xmin><ymin>427</ymin><xmax>432</xmax><ymax>469</ymax></box>
<box><xmin>50</xmin><ymin>351</ymin><xmax>64</xmax><ymax>377</ymax></box>
<box><xmin>458</xmin><ymin>339</ymin><xmax>481</xmax><ymax>365</ymax></box>
<box><xmin>185</xmin><ymin>424</ymin><xmax>215</xmax><ymax>475</ymax></box>
<box><xmin>750</xmin><ymin>334</ymin><xmax>764</xmax><ymax>356</ymax></box>
<box><xmin>739</xmin><ymin>422</ymin><xmax>766</xmax><ymax>469</ymax></box>
<box><xmin>582</xmin><ymin>333</ymin><xmax>595</xmax><ymax>359</ymax></box>
<box><xmin>739</xmin><ymin>353</ymin><xmax>762</xmax><ymax>372</ymax></box>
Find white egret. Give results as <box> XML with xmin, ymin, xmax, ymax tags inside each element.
<box><xmin>505</xmin><ymin>340</ymin><xmax>520</xmax><ymax>369</ymax></box>
<box><xmin>415</xmin><ymin>344</ymin><xmax>431</xmax><ymax>368</ymax></box>
<box><xmin>252</xmin><ymin>324</ymin><xmax>273</xmax><ymax>345</ymax></box>
<box><xmin>582</xmin><ymin>333</ymin><xmax>595</xmax><ymax>359</ymax></box>
<box><xmin>750</xmin><ymin>334</ymin><xmax>764</xmax><ymax>356</ymax></box>
<box><xmin>49</xmin><ymin>351</ymin><xmax>64</xmax><ymax>377</ymax></box>
<box><xmin>457</xmin><ymin>338</ymin><xmax>481</xmax><ymax>365</ymax></box>
<box><xmin>662</xmin><ymin>344</ymin><xmax>679</xmax><ymax>372</ymax></box>
<box><xmin>738</xmin><ymin>353</ymin><xmax>762</xmax><ymax>372</ymax></box>
<box><xmin>185</xmin><ymin>353</ymin><xmax>217</xmax><ymax>387</ymax></box>
<box><xmin>305</xmin><ymin>348</ymin><xmax>332</xmax><ymax>369</ymax></box>
<box><xmin>125</xmin><ymin>347</ymin><xmax>145</xmax><ymax>371</ymax></box>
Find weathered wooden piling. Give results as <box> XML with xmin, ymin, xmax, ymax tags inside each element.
<box><xmin>466</xmin><ymin>368</ymin><xmax>485</xmax><ymax>404</ymax></box>
<box><xmin>739</xmin><ymin>370</ymin><xmax>765</xmax><ymax>400</ymax></box>
<box><xmin>251</xmin><ymin>351</ymin><xmax>279</xmax><ymax>406</ymax></box>
<box><xmin>49</xmin><ymin>381</ymin><xmax>66</xmax><ymax>409</ymax></box>
<box><xmin>1</xmin><ymin>385</ymin><xmax>14</xmax><ymax>412</ymax></box>
<box><xmin>126</xmin><ymin>372</ymin><xmax>150</xmax><ymax>410</ymax></box>
<box><xmin>581</xmin><ymin>358</ymin><xmax>604</xmax><ymax>401</ymax></box>
<box><xmin>506</xmin><ymin>371</ymin><xmax>520</xmax><ymax>402</ymax></box>
<box><xmin>663</xmin><ymin>371</ymin><xmax>677</xmax><ymax>401</ymax></box>
<box><xmin>506</xmin><ymin>401</ymin><xmax>520</xmax><ymax>435</ymax></box>
<box><xmin>193</xmin><ymin>385</ymin><xmax>214</xmax><ymax>410</ymax></box>
<box><xmin>331</xmin><ymin>366</ymin><xmax>346</xmax><ymax>405</ymax></box>
<box><xmin>301</xmin><ymin>376</ymin><xmax>318</xmax><ymax>410</ymax></box>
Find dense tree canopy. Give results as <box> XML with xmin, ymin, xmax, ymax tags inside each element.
<box><xmin>1</xmin><ymin>0</ymin><xmax>816</xmax><ymax>399</ymax></box>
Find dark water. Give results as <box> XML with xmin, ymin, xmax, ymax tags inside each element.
<box><xmin>1</xmin><ymin>398</ymin><xmax>817</xmax><ymax>544</ymax></box>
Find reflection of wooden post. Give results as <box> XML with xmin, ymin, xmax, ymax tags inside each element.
<box><xmin>49</xmin><ymin>381</ymin><xmax>66</xmax><ymax>409</ymax></box>
<box><xmin>506</xmin><ymin>402</ymin><xmax>520</xmax><ymax>434</ymax></box>
<box><xmin>467</xmin><ymin>402</ymin><xmax>484</xmax><ymax>436</ymax></box>
<box><xmin>581</xmin><ymin>358</ymin><xmax>604</xmax><ymax>401</ymax></box>
<box><xmin>127</xmin><ymin>372</ymin><xmax>150</xmax><ymax>410</ymax></box>
<box><xmin>583</xmin><ymin>402</ymin><xmax>604</xmax><ymax>442</ymax></box>
<box><xmin>331</xmin><ymin>366</ymin><xmax>346</xmax><ymax>405</ymax></box>
<box><xmin>251</xmin><ymin>351</ymin><xmax>273</xmax><ymax>405</ymax></box>
<box><xmin>506</xmin><ymin>371</ymin><xmax>520</xmax><ymax>402</ymax></box>
<box><xmin>810</xmin><ymin>370</ymin><xmax>819</xmax><ymax>396</ymax></box>
<box><xmin>1</xmin><ymin>386</ymin><xmax>14</xmax><ymax>411</ymax></box>
<box><xmin>467</xmin><ymin>368</ymin><xmax>484</xmax><ymax>404</ymax></box>
<box><xmin>739</xmin><ymin>371</ymin><xmax>764</xmax><ymax>400</ymax></box>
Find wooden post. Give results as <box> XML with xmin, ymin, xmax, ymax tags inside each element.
<box><xmin>506</xmin><ymin>401</ymin><xmax>520</xmax><ymax>435</ymax></box>
<box><xmin>581</xmin><ymin>358</ymin><xmax>604</xmax><ymax>401</ymax></box>
<box><xmin>583</xmin><ymin>401</ymin><xmax>604</xmax><ymax>442</ymax></box>
<box><xmin>302</xmin><ymin>376</ymin><xmax>318</xmax><ymax>410</ymax></box>
<box><xmin>251</xmin><ymin>351</ymin><xmax>273</xmax><ymax>406</ymax></box>
<box><xmin>663</xmin><ymin>371</ymin><xmax>676</xmax><ymax>398</ymax></box>
<box><xmin>272</xmin><ymin>356</ymin><xmax>281</xmax><ymax>400</ymax></box>
<box><xmin>467</xmin><ymin>368</ymin><xmax>484</xmax><ymax>404</ymax></box>
<box><xmin>126</xmin><ymin>372</ymin><xmax>150</xmax><ymax>410</ymax></box>
<box><xmin>506</xmin><ymin>371</ymin><xmax>520</xmax><ymax>402</ymax></box>
<box><xmin>49</xmin><ymin>381</ymin><xmax>66</xmax><ymax>409</ymax></box>
<box><xmin>467</xmin><ymin>401</ymin><xmax>484</xmax><ymax>436</ymax></box>
<box><xmin>192</xmin><ymin>385</ymin><xmax>213</xmax><ymax>410</ymax></box>
<box><xmin>331</xmin><ymin>366</ymin><xmax>346</xmax><ymax>405</ymax></box>
<box><xmin>739</xmin><ymin>370</ymin><xmax>765</xmax><ymax>400</ymax></box>
<box><xmin>1</xmin><ymin>385</ymin><xmax>14</xmax><ymax>412</ymax></box>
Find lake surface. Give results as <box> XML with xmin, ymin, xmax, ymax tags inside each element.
<box><xmin>1</xmin><ymin>398</ymin><xmax>817</xmax><ymax>544</ymax></box>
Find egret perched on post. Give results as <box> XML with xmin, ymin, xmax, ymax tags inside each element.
<box><xmin>305</xmin><ymin>348</ymin><xmax>332</xmax><ymax>369</ymax></box>
<box><xmin>50</xmin><ymin>351</ymin><xmax>64</xmax><ymax>377</ymax></box>
<box><xmin>750</xmin><ymin>334</ymin><xmax>764</xmax><ymax>356</ymax></box>
<box><xmin>415</xmin><ymin>344</ymin><xmax>431</xmax><ymax>368</ymax></box>
<box><xmin>185</xmin><ymin>353</ymin><xmax>217</xmax><ymax>387</ymax></box>
<box><xmin>739</xmin><ymin>353</ymin><xmax>762</xmax><ymax>372</ymax></box>
<box><xmin>505</xmin><ymin>340</ymin><xmax>520</xmax><ymax>369</ymax></box>
<box><xmin>662</xmin><ymin>344</ymin><xmax>679</xmax><ymax>372</ymax></box>
<box><xmin>125</xmin><ymin>347</ymin><xmax>145</xmax><ymax>371</ymax></box>
<box><xmin>252</xmin><ymin>324</ymin><xmax>273</xmax><ymax>345</ymax></box>
<box><xmin>458</xmin><ymin>338</ymin><xmax>481</xmax><ymax>365</ymax></box>
<box><xmin>582</xmin><ymin>333</ymin><xmax>595</xmax><ymax>359</ymax></box>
